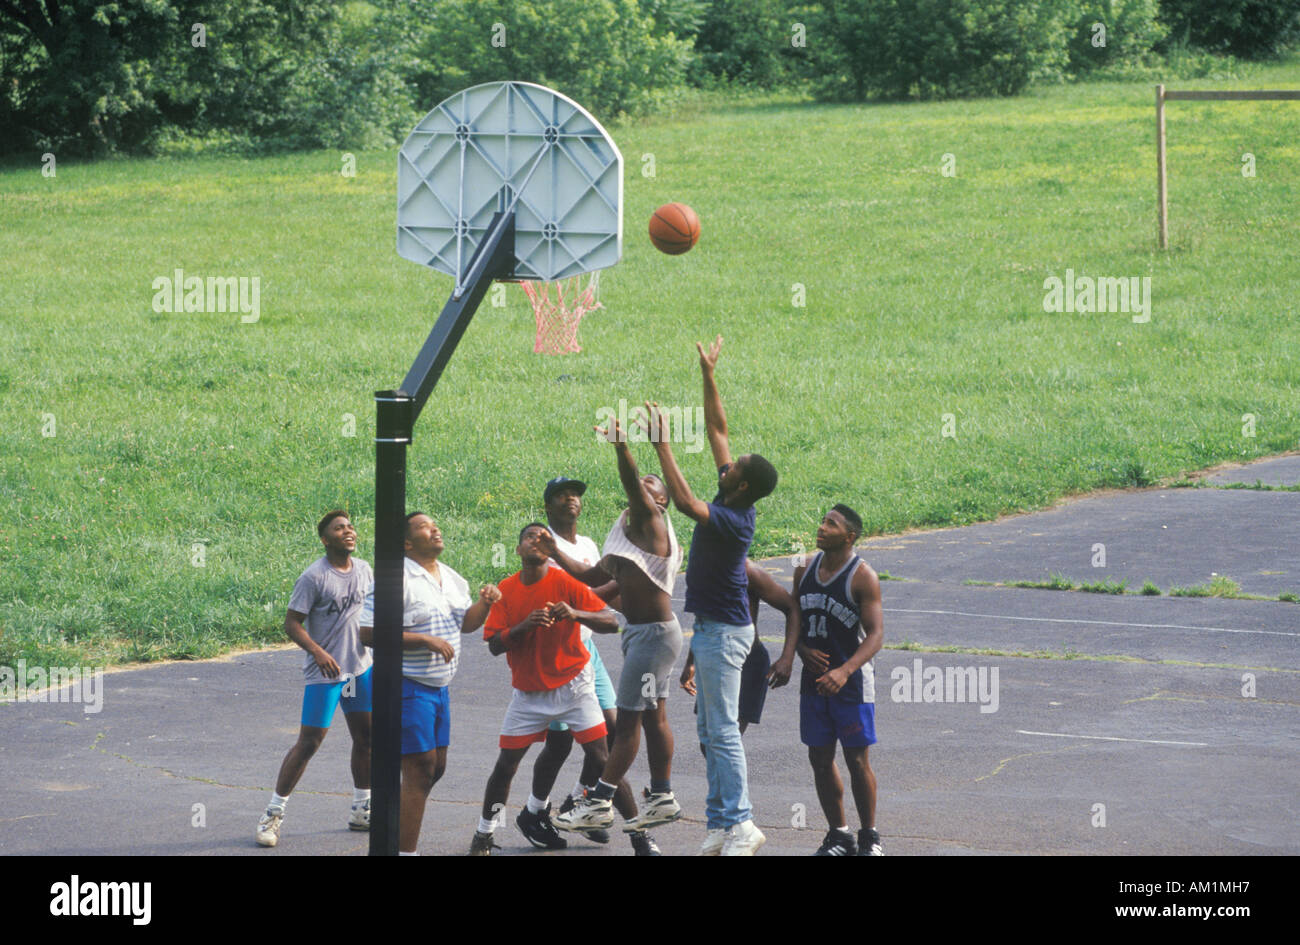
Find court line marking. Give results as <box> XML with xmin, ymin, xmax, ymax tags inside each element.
<box><xmin>1017</xmin><ymin>729</ymin><xmax>1208</xmax><ymax>747</ymax></box>
<box><xmin>884</xmin><ymin>607</ymin><xmax>1297</xmax><ymax>637</ymax></box>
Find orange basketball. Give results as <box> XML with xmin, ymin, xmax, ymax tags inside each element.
<box><xmin>649</xmin><ymin>203</ymin><xmax>700</xmax><ymax>255</ymax></box>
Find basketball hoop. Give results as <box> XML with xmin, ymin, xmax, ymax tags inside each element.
<box><xmin>522</xmin><ymin>271</ymin><xmax>603</xmax><ymax>355</ymax></box>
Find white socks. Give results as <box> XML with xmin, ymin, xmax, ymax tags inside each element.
<box><xmin>267</xmin><ymin>792</ymin><xmax>290</xmax><ymax>814</ymax></box>
<box><xmin>526</xmin><ymin>794</ymin><xmax>547</xmax><ymax>814</ymax></box>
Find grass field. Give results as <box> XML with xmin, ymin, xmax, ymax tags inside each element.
<box><xmin>3</xmin><ymin>59</ymin><xmax>1299</xmax><ymax>668</ymax></box>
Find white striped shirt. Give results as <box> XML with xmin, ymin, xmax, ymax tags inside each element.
<box><xmin>360</xmin><ymin>557</ymin><xmax>471</xmax><ymax>688</ymax></box>
<box><xmin>599</xmin><ymin>509</ymin><xmax>682</xmax><ymax>595</ymax></box>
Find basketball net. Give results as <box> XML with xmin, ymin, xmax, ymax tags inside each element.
<box><xmin>522</xmin><ymin>271</ymin><xmax>602</xmax><ymax>355</ymax></box>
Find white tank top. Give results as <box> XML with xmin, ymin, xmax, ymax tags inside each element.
<box><xmin>599</xmin><ymin>509</ymin><xmax>682</xmax><ymax>595</ymax></box>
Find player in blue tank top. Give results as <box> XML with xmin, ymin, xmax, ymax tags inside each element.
<box><xmin>794</xmin><ymin>504</ymin><xmax>885</xmax><ymax>856</ymax></box>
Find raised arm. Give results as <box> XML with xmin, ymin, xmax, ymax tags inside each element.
<box><xmin>697</xmin><ymin>335</ymin><xmax>731</xmax><ymax>469</ymax></box>
<box><xmin>644</xmin><ymin>401</ymin><xmax>710</xmax><ymax>523</ymax></box>
<box><xmin>745</xmin><ymin>561</ymin><xmax>799</xmax><ymax>686</ymax></box>
<box><xmin>597</xmin><ymin>418</ymin><xmax>656</xmax><ymax>519</ymax></box>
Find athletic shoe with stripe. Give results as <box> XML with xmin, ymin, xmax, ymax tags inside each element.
<box><xmin>554</xmin><ymin>794</ymin><xmax>614</xmax><ymax>832</ymax></box>
<box><xmin>858</xmin><ymin>828</ymin><xmax>884</xmax><ymax>856</ymax></box>
<box><xmin>469</xmin><ymin>830</ymin><xmax>500</xmax><ymax>856</ymax></box>
<box><xmin>814</xmin><ymin>828</ymin><xmax>857</xmax><ymax>856</ymax></box>
<box><xmin>623</xmin><ymin>788</ymin><xmax>683</xmax><ymax>832</ymax></box>
<box><xmin>557</xmin><ymin>794</ymin><xmax>610</xmax><ymax>843</ymax></box>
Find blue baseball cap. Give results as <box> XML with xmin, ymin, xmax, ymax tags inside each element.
<box><xmin>544</xmin><ymin>476</ymin><xmax>588</xmax><ymax>504</ymax></box>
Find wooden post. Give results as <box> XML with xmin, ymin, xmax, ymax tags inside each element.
<box><xmin>1154</xmin><ymin>89</ymin><xmax>1298</xmax><ymax>248</ymax></box>
<box><xmin>1156</xmin><ymin>84</ymin><xmax>1168</xmax><ymax>250</ymax></box>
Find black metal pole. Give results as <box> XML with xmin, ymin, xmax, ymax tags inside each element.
<box><xmin>368</xmin><ymin>209</ymin><xmax>517</xmax><ymax>855</ymax></box>
<box><xmin>370</xmin><ymin>391</ymin><xmax>412</xmax><ymax>856</ymax></box>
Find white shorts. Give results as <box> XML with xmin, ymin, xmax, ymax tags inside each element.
<box><xmin>499</xmin><ymin>663</ymin><xmax>607</xmax><ymax>749</ymax></box>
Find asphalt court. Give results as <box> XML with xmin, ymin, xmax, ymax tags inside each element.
<box><xmin>2</xmin><ymin>455</ymin><xmax>1296</xmax><ymax>855</ymax></box>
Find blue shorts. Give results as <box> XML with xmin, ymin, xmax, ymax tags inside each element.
<box><xmin>402</xmin><ymin>678</ymin><xmax>451</xmax><ymax>754</ymax></box>
<box><xmin>300</xmin><ymin>667</ymin><xmax>373</xmax><ymax>728</ymax></box>
<box><xmin>739</xmin><ymin>640</ymin><xmax>771</xmax><ymax>725</ymax></box>
<box><xmin>800</xmin><ymin>692</ymin><xmax>877</xmax><ymax>748</ymax></box>
<box><xmin>550</xmin><ymin>644</ymin><xmax>615</xmax><ymax>731</ymax></box>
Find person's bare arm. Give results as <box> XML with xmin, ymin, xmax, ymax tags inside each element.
<box><xmin>745</xmin><ymin>561</ymin><xmax>798</xmax><ymax>688</ymax></box>
<box><xmin>598</xmin><ymin>419</ymin><xmax>658</xmax><ymax>519</ymax></box>
<box><xmin>697</xmin><ymin>335</ymin><xmax>731</xmax><ymax>469</ymax></box>
<box><xmin>679</xmin><ymin>649</ymin><xmax>696</xmax><ymax>695</ymax></box>
<box><xmin>549</xmin><ymin>601</ymin><xmax>620</xmax><ymax>634</ymax></box>
<box><xmin>592</xmin><ymin>581</ymin><xmax>621</xmax><ymax>611</ymax></box>
<box><xmin>533</xmin><ymin>529</ymin><xmax>612</xmax><ymax>587</ymax></box>
<box><xmin>486</xmin><ymin>608</ymin><xmax>553</xmax><ymax>656</ymax></box>
<box><xmin>285</xmin><ymin>609</ymin><xmax>340</xmax><ymax>678</ymax></box>
<box><xmin>462</xmin><ymin>584</ymin><xmax>501</xmax><ymax>633</ymax></box>
<box><xmin>360</xmin><ymin>624</ymin><xmax>455</xmax><ymax>661</ymax></box>
<box><xmin>816</xmin><ymin>564</ymin><xmax>883</xmax><ymax>696</ymax></box>
<box><xmin>644</xmin><ymin>402</ymin><xmax>710</xmax><ymax>523</ymax></box>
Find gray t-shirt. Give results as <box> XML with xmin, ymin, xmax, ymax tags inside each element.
<box><xmin>288</xmin><ymin>556</ymin><xmax>374</xmax><ymax>684</ymax></box>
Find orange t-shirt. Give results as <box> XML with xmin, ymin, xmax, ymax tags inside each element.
<box><xmin>483</xmin><ymin>568</ymin><xmax>607</xmax><ymax>692</ymax></box>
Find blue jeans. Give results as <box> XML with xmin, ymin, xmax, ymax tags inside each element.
<box><xmin>691</xmin><ymin>618</ymin><xmax>755</xmax><ymax>829</ymax></box>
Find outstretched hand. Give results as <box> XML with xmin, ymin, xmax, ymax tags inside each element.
<box><xmin>531</xmin><ymin>529</ymin><xmax>557</xmax><ymax>558</ymax></box>
<box><xmin>595</xmin><ymin>418</ymin><xmax>628</xmax><ymax>445</ymax></box>
<box><xmin>696</xmin><ymin>334</ymin><xmax>723</xmax><ymax>372</ymax></box>
<box><xmin>635</xmin><ymin>400</ymin><xmax>670</xmax><ymax>444</ymax></box>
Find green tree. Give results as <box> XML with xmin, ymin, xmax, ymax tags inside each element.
<box><xmin>806</xmin><ymin>0</ymin><xmax>1072</xmax><ymax>101</ymax></box>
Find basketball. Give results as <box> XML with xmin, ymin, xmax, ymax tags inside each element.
<box><xmin>649</xmin><ymin>202</ymin><xmax>700</xmax><ymax>255</ymax></box>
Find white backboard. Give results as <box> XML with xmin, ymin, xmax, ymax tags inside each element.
<box><xmin>397</xmin><ymin>82</ymin><xmax>623</xmax><ymax>294</ymax></box>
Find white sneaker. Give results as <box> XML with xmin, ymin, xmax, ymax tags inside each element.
<box><xmin>700</xmin><ymin>828</ymin><xmax>727</xmax><ymax>856</ymax></box>
<box><xmin>348</xmin><ymin>800</ymin><xmax>371</xmax><ymax>831</ymax></box>
<box><xmin>554</xmin><ymin>795</ymin><xmax>615</xmax><ymax>832</ymax></box>
<box><xmin>624</xmin><ymin>789</ymin><xmax>683</xmax><ymax>832</ymax></box>
<box><xmin>256</xmin><ymin>810</ymin><xmax>283</xmax><ymax>847</ymax></box>
<box><xmin>721</xmin><ymin>819</ymin><xmax>766</xmax><ymax>856</ymax></box>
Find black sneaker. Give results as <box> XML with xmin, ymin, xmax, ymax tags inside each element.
<box><xmin>558</xmin><ymin>794</ymin><xmax>610</xmax><ymax>844</ymax></box>
<box><xmin>468</xmin><ymin>830</ymin><xmax>499</xmax><ymax>856</ymax></box>
<box><xmin>516</xmin><ymin>804</ymin><xmax>567</xmax><ymax>850</ymax></box>
<box><xmin>813</xmin><ymin>828</ymin><xmax>858</xmax><ymax>856</ymax></box>
<box><xmin>629</xmin><ymin>830</ymin><xmax>661</xmax><ymax>856</ymax></box>
<box><xmin>857</xmin><ymin>828</ymin><xmax>884</xmax><ymax>856</ymax></box>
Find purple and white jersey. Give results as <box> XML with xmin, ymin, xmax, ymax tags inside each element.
<box><xmin>798</xmin><ymin>552</ymin><xmax>874</xmax><ymax>704</ymax></box>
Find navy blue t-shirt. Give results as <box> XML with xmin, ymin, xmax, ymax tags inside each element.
<box><xmin>684</xmin><ymin>464</ymin><xmax>756</xmax><ymax>626</ymax></box>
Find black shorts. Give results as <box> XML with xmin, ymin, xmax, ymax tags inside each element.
<box><xmin>738</xmin><ymin>640</ymin><xmax>771</xmax><ymax>725</ymax></box>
